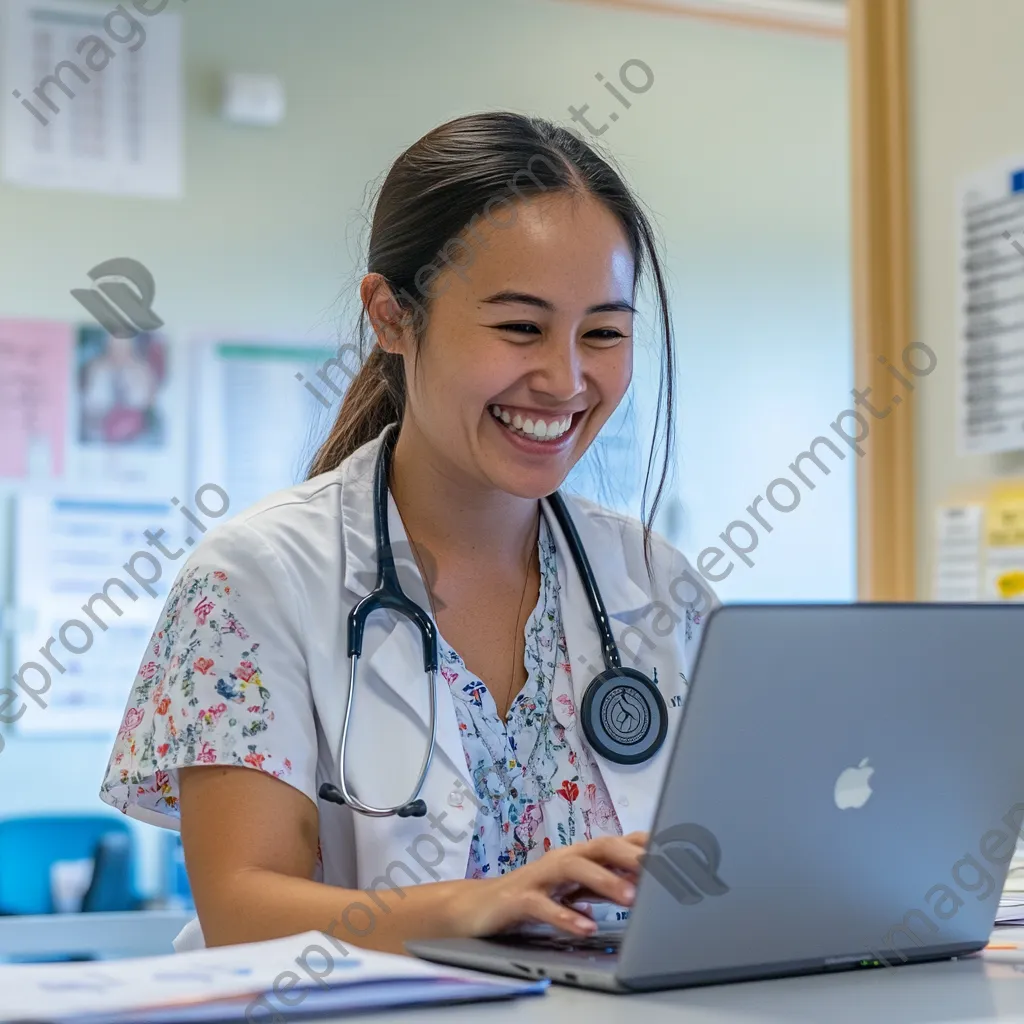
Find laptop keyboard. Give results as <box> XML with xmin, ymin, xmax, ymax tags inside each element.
<box><xmin>501</xmin><ymin>931</ymin><xmax>623</xmax><ymax>955</ymax></box>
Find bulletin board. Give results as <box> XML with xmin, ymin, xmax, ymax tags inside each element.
<box><xmin>0</xmin><ymin>320</ymin><xmax>334</xmax><ymax>743</ymax></box>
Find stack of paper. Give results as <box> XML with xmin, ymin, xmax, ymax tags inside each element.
<box><xmin>996</xmin><ymin>896</ymin><xmax>1024</xmax><ymax>927</ymax></box>
<box><xmin>0</xmin><ymin>930</ymin><xmax>547</xmax><ymax>1023</ymax></box>
<box><xmin>1004</xmin><ymin>855</ymin><xmax>1024</xmax><ymax>893</ymax></box>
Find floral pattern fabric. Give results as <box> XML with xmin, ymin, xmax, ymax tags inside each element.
<box><xmin>100</xmin><ymin>508</ymin><xmax>623</xmax><ymax>882</ymax></box>
<box><xmin>444</xmin><ymin>514</ymin><xmax>622</xmax><ymax>877</ymax></box>
<box><xmin>99</xmin><ymin>562</ymin><xmax>296</xmax><ymax>821</ymax></box>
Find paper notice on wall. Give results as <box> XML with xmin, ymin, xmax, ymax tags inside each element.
<box><xmin>12</xmin><ymin>494</ymin><xmax>186</xmax><ymax>737</ymax></box>
<box><xmin>1</xmin><ymin>0</ymin><xmax>183</xmax><ymax>197</ymax></box>
<box><xmin>956</xmin><ymin>156</ymin><xmax>1024</xmax><ymax>454</ymax></box>
<box><xmin>932</xmin><ymin>504</ymin><xmax>983</xmax><ymax>601</ymax></box>
<box><xmin>985</xmin><ymin>489</ymin><xmax>1024</xmax><ymax>600</ymax></box>
<box><xmin>0</xmin><ymin>319</ymin><xmax>71</xmax><ymax>479</ymax></box>
<box><xmin>191</xmin><ymin>338</ymin><xmax>335</xmax><ymax>517</ymax></box>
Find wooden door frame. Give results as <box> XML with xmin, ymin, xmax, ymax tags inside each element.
<box><xmin>848</xmin><ymin>0</ymin><xmax>915</xmax><ymax>600</ymax></box>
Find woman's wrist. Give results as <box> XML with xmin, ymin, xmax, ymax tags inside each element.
<box><xmin>441</xmin><ymin>875</ymin><xmax>500</xmax><ymax>937</ymax></box>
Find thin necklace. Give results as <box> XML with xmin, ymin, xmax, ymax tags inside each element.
<box><xmin>403</xmin><ymin>505</ymin><xmax>540</xmax><ymax>720</ymax></box>
<box><xmin>502</xmin><ymin>516</ymin><xmax>540</xmax><ymax>718</ymax></box>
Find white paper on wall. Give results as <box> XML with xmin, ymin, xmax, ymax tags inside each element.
<box><xmin>932</xmin><ymin>504</ymin><xmax>983</xmax><ymax>601</ymax></box>
<box><xmin>12</xmin><ymin>493</ymin><xmax>187</xmax><ymax>737</ymax></box>
<box><xmin>190</xmin><ymin>337</ymin><xmax>335</xmax><ymax>517</ymax></box>
<box><xmin>1</xmin><ymin>0</ymin><xmax>183</xmax><ymax>197</ymax></box>
<box><xmin>956</xmin><ymin>155</ymin><xmax>1024</xmax><ymax>454</ymax></box>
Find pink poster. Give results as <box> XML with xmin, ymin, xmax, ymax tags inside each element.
<box><xmin>0</xmin><ymin>319</ymin><xmax>71</xmax><ymax>478</ymax></box>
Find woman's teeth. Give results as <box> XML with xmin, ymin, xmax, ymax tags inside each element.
<box><xmin>490</xmin><ymin>405</ymin><xmax>574</xmax><ymax>442</ymax></box>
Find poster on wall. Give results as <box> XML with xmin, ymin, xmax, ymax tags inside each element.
<box><xmin>0</xmin><ymin>319</ymin><xmax>71</xmax><ymax>480</ymax></box>
<box><xmin>66</xmin><ymin>324</ymin><xmax>188</xmax><ymax>496</ymax></box>
<box><xmin>956</xmin><ymin>154</ymin><xmax>1024</xmax><ymax>454</ymax></box>
<box><xmin>190</xmin><ymin>336</ymin><xmax>337</xmax><ymax>518</ymax></box>
<box><xmin>76</xmin><ymin>326</ymin><xmax>168</xmax><ymax>447</ymax></box>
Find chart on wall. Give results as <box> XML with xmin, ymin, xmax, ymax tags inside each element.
<box><xmin>956</xmin><ymin>154</ymin><xmax>1024</xmax><ymax>454</ymax></box>
<box><xmin>1</xmin><ymin>0</ymin><xmax>183</xmax><ymax>197</ymax></box>
<box><xmin>190</xmin><ymin>338</ymin><xmax>338</xmax><ymax>519</ymax></box>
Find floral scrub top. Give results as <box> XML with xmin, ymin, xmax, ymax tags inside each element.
<box><xmin>98</xmin><ymin>509</ymin><xmax>620</xmax><ymax>877</ymax></box>
<box><xmin>444</xmin><ymin>513</ymin><xmax>621</xmax><ymax>877</ymax></box>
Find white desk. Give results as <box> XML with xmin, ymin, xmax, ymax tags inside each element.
<box><xmin>6</xmin><ymin>918</ymin><xmax>1024</xmax><ymax>1021</ymax></box>
<box><xmin>340</xmin><ymin>928</ymin><xmax>1024</xmax><ymax>1023</ymax></box>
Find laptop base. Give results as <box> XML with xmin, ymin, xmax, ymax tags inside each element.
<box><xmin>406</xmin><ymin>936</ymin><xmax>986</xmax><ymax>993</ymax></box>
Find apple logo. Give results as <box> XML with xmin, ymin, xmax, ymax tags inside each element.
<box><xmin>834</xmin><ymin>757</ymin><xmax>874</xmax><ymax>810</ymax></box>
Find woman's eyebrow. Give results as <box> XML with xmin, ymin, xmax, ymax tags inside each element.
<box><xmin>481</xmin><ymin>290</ymin><xmax>637</xmax><ymax>315</ymax></box>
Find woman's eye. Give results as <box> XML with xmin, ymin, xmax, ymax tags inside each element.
<box><xmin>586</xmin><ymin>329</ymin><xmax>626</xmax><ymax>344</ymax></box>
<box><xmin>497</xmin><ymin>323</ymin><xmax>541</xmax><ymax>336</ymax></box>
<box><xmin>493</xmin><ymin>324</ymin><xmax>626</xmax><ymax>342</ymax></box>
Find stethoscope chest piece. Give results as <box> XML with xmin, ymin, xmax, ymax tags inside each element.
<box><xmin>580</xmin><ymin>667</ymin><xmax>667</xmax><ymax>766</ymax></box>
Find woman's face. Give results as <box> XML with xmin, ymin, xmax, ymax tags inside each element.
<box><xmin>371</xmin><ymin>191</ymin><xmax>635</xmax><ymax>499</ymax></box>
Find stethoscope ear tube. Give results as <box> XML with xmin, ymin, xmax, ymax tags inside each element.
<box><xmin>319</xmin><ymin>782</ymin><xmax>427</xmax><ymax>818</ymax></box>
<box><xmin>329</xmin><ymin>652</ymin><xmax>436</xmax><ymax>818</ymax></box>
<box><xmin>348</xmin><ymin>591</ymin><xmax>438</xmax><ymax>671</ymax></box>
<box><xmin>544</xmin><ymin>491</ymin><xmax>622</xmax><ymax>672</ymax></box>
<box><xmin>348</xmin><ymin>420</ymin><xmax>439</xmax><ymax>672</ymax></box>
<box><xmin>333</xmin><ymin>422</ymin><xmax>438</xmax><ymax>819</ymax></box>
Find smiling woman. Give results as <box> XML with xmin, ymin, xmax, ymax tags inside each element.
<box><xmin>359</xmin><ymin>202</ymin><xmax>642</xmax><ymax>510</ymax></box>
<box><xmin>312</xmin><ymin>113</ymin><xmax>676</xmax><ymax>571</ymax></box>
<box><xmin>99</xmin><ymin>111</ymin><xmax>714</xmax><ymax>956</ymax></box>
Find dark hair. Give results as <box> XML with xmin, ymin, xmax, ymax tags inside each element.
<box><xmin>308</xmin><ymin>111</ymin><xmax>676</xmax><ymax>574</ymax></box>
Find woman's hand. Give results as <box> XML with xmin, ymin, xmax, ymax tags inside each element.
<box><xmin>181</xmin><ymin>764</ymin><xmax>649</xmax><ymax>952</ymax></box>
<box><xmin>453</xmin><ymin>832</ymin><xmax>649</xmax><ymax>938</ymax></box>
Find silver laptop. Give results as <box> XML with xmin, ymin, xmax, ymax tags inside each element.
<box><xmin>407</xmin><ymin>603</ymin><xmax>1024</xmax><ymax>992</ymax></box>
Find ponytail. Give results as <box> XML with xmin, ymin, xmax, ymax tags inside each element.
<box><xmin>306</xmin><ymin>344</ymin><xmax>405</xmax><ymax>477</ymax></box>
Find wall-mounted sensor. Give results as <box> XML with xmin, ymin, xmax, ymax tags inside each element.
<box><xmin>220</xmin><ymin>73</ymin><xmax>286</xmax><ymax>127</ymax></box>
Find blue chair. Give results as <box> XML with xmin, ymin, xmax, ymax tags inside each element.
<box><xmin>0</xmin><ymin>815</ymin><xmax>139</xmax><ymax>916</ymax></box>
<box><xmin>82</xmin><ymin>831</ymin><xmax>141</xmax><ymax>913</ymax></box>
<box><xmin>163</xmin><ymin>831</ymin><xmax>194</xmax><ymax>910</ymax></box>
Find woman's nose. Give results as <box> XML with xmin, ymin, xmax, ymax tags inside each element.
<box><xmin>535</xmin><ymin>338</ymin><xmax>585</xmax><ymax>400</ymax></box>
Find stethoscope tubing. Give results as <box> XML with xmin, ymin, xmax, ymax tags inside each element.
<box><xmin>335</xmin><ymin>654</ymin><xmax>437</xmax><ymax>817</ymax></box>
<box><xmin>543</xmin><ymin>490</ymin><xmax>622</xmax><ymax>672</ymax></box>
<box><xmin>327</xmin><ymin>422</ymin><xmax>663</xmax><ymax>819</ymax></box>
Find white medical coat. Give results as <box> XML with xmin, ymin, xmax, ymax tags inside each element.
<box><xmin>155</xmin><ymin>430</ymin><xmax>715</xmax><ymax>950</ymax></box>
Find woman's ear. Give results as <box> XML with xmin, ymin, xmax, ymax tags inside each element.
<box><xmin>360</xmin><ymin>273</ymin><xmax>414</xmax><ymax>355</ymax></box>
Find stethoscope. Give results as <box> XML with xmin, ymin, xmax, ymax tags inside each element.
<box><xmin>319</xmin><ymin>423</ymin><xmax>667</xmax><ymax>818</ymax></box>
